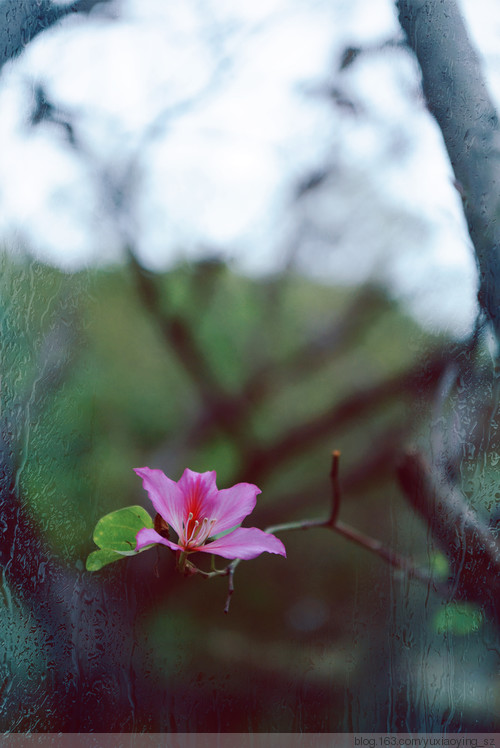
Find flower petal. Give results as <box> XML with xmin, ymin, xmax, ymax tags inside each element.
<box><xmin>211</xmin><ymin>483</ymin><xmax>261</xmax><ymax>534</ymax></box>
<box><xmin>135</xmin><ymin>527</ymin><xmax>182</xmax><ymax>553</ymax></box>
<box><xmin>134</xmin><ymin>467</ymin><xmax>184</xmax><ymax>535</ymax></box>
<box><xmin>177</xmin><ymin>468</ymin><xmax>218</xmax><ymax>517</ymax></box>
<box><xmin>197</xmin><ymin>527</ymin><xmax>286</xmax><ymax>560</ymax></box>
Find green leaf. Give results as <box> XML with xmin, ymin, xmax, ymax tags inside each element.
<box><xmin>434</xmin><ymin>602</ymin><xmax>484</xmax><ymax>636</ymax></box>
<box><xmin>429</xmin><ymin>552</ymin><xmax>449</xmax><ymax>581</ymax></box>
<box><xmin>86</xmin><ymin>505</ymin><xmax>154</xmax><ymax>572</ymax></box>
<box><xmin>86</xmin><ymin>549</ymin><xmax>126</xmax><ymax>572</ymax></box>
<box><xmin>93</xmin><ymin>505</ymin><xmax>153</xmax><ymax>552</ymax></box>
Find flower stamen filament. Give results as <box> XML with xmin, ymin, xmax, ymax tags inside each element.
<box><xmin>182</xmin><ymin>514</ymin><xmax>217</xmax><ymax>549</ymax></box>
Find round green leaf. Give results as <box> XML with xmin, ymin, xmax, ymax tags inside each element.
<box><xmin>93</xmin><ymin>505</ymin><xmax>153</xmax><ymax>554</ymax></box>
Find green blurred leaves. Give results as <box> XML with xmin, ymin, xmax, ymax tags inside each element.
<box><xmin>86</xmin><ymin>505</ymin><xmax>153</xmax><ymax>571</ymax></box>
<box><xmin>5</xmin><ymin>259</ymin><xmax>435</xmax><ymax>563</ymax></box>
<box><xmin>434</xmin><ymin>602</ymin><xmax>484</xmax><ymax>636</ymax></box>
<box><xmin>429</xmin><ymin>551</ymin><xmax>449</xmax><ymax>581</ymax></box>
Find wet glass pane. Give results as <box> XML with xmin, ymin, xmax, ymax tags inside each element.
<box><xmin>0</xmin><ymin>0</ymin><xmax>497</xmax><ymax>735</ymax></box>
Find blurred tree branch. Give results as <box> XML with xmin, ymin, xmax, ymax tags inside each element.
<box><xmin>398</xmin><ymin>452</ymin><xmax>500</xmax><ymax>622</ymax></box>
<box><xmin>240</xmin><ymin>285</ymin><xmax>392</xmax><ymax>406</ymax></box>
<box><xmin>257</xmin><ymin>423</ymin><xmax>409</xmax><ymax>529</ymax></box>
<box><xmin>397</xmin><ymin>0</ymin><xmax>500</xmax><ymax>342</ymax></box>
<box><xmin>182</xmin><ymin>285</ymin><xmax>393</xmax><ymax>451</ymax></box>
<box><xmin>224</xmin><ymin>452</ymin><xmax>442</xmax><ymax>613</ymax></box>
<box><xmin>236</xmin><ymin>346</ymin><xmax>451</xmax><ymax>484</ymax></box>
<box><xmin>0</xmin><ymin>0</ymin><xmax>113</xmax><ymax>73</ymax></box>
<box><xmin>395</xmin><ymin>0</ymin><xmax>500</xmax><ymax>626</ymax></box>
<box><xmin>127</xmin><ymin>252</ymin><xmax>251</xmax><ymax>450</ymax></box>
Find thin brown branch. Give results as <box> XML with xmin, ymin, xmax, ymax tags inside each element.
<box><xmin>261</xmin><ymin>515</ymin><xmax>436</xmax><ymax>587</ymax></box>
<box><xmin>254</xmin><ymin>423</ymin><xmax>409</xmax><ymax>530</ymax></box>
<box><xmin>224</xmin><ymin>564</ymin><xmax>236</xmax><ymax>614</ymax></box>
<box><xmin>329</xmin><ymin>450</ymin><xmax>342</xmax><ymax>525</ymax></box>
<box><xmin>332</xmin><ymin>520</ymin><xmax>433</xmax><ymax>584</ymax></box>
<box><xmin>223</xmin><ymin>451</ymin><xmax>440</xmax><ymax>613</ymax></box>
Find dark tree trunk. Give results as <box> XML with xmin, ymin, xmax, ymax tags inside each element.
<box><xmin>397</xmin><ymin>0</ymin><xmax>500</xmax><ymax>342</ymax></box>
<box><xmin>0</xmin><ymin>0</ymin><xmax>112</xmax><ymax>73</ymax></box>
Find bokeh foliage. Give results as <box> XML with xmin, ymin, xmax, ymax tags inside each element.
<box><xmin>1</xmin><ymin>252</ymin><xmax>497</xmax><ymax>731</ymax></box>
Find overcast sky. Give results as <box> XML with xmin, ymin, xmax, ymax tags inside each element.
<box><xmin>0</xmin><ymin>0</ymin><xmax>497</xmax><ymax>336</ymax></box>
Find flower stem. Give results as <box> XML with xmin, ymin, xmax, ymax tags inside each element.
<box><xmin>177</xmin><ymin>551</ymin><xmax>187</xmax><ymax>574</ymax></box>
<box><xmin>265</xmin><ymin>517</ymin><xmax>325</xmax><ymax>534</ymax></box>
<box><xmin>329</xmin><ymin>449</ymin><xmax>342</xmax><ymax>525</ymax></box>
<box><xmin>221</xmin><ymin>449</ymin><xmax>440</xmax><ymax>612</ymax></box>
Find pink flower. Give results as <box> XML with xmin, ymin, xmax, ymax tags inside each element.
<box><xmin>134</xmin><ymin>467</ymin><xmax>286</xmax><ymax>561</ymax></box>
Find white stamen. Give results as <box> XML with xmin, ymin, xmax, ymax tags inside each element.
<box><xmin>182</xmin><ymin>512</ymin><xmax>194</xmax><ymax>544</ymax></box>
<box><xmin>183</xmin><ymin>514</ymin><xmax>218</xmax><ymax>547</ymax></box>
<box><xmin>196</xmin><ymin>518</ymin><xmax>217</xmax><ymax>545</ymax></box>
<box><xmin>186</xmin><ymin>519</ymin><xmax>200</xmax><ymax>544</ymax></box>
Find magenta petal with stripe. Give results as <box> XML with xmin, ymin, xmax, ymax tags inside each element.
<box><xmin>134</xmin><ymin>466</ymin><xmax>285</xmax><ymax>562</ymax></box>
<box><xmin>135</xmin><ymin>527</ymin><xmax>182</xmax><ymax>553</ymax></box>
<box><xmin>133</xmin><ymin>467</ymin><xmax>184</xmax><ymax>536</ymax></box>
<box><xmin>209</xmin><ymin>483</ymin><xmax>261</xmax><ymax>535</ymax></box>
<box><xmin>197</xmin><ymin>527</ymin><xmax>286</xmax><ymax>560</ymax></box>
